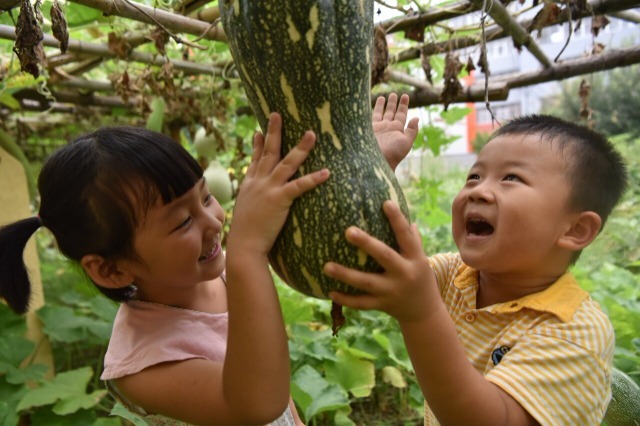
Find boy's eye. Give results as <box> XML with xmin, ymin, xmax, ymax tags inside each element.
<box><xmin>467</xmin><ymin>173</ymin><xmax>480</xmax><ymax>181</ymax></box>
<box><xmin>503</xmin><ymin>174</ymin><xmax>521</xmax><ymax>182</ymax></box>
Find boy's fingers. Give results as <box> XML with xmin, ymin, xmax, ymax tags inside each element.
<box><xmin>329</xmin><ymin>291</ymin><xmax>379</xmax><ymax>311</ymax></box>
<box><xmin>383</xmin><ymin>201</ymin><xmax>422</xmax><ymax>254</ymax></box>
<box><xmin>383</xmin><ymin>93</ymin><xmax>398</xmax><ymax>121</ymax></box>
<box><xmin>372</xmin><ymin>96</ymin><xmax>386</xmax><ymax>122</ymax></box>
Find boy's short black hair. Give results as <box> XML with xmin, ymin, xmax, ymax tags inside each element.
<box><xmin>489</xmin><ymin>115</ymin><xmax>628</xmax><ymax>229</ymax></box>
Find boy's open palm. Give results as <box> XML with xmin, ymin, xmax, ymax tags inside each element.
<box><xmin>373</xmin><ymin>93</ymin><xmax>420</xmax><ymax>171</ymax></box>
<box><xmin>325</xmin><ymin>201</ymin><xmax>436</xmax><ymax>324</ymax></box>
<box><xmin>229</xmin><ymin>113</ymin><xmax>329</xmax><ymax>255</ymax></box>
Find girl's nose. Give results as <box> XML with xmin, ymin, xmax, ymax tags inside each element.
<box><xmin>202</xmin><ymin>200</ymin><xmax>223</xmax><ymax>235</ymax></box>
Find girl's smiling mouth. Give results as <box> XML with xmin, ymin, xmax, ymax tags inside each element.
<box><xmin>198</xmin><ymin>243</ymin><xmax>221</xmax><ymax>262</ymax></box>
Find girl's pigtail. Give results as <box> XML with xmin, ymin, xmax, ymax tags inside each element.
<box><xmin>0</xmin><ymin>216</ymin><xmax>42</xmax><ymax>314</ymax></box>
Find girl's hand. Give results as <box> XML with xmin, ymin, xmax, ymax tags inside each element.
<box><xmin>324</xmin><ymin>201</ymin><xmax>436</xmax><ymax>324</ymax></box>
<box><xmin>228</xmin><ymin>113</ymin><xmax>329</xmax><ymax>255</ymax></box>
<box><xmin>373</xmin><ymin>93</ymin><xmax>420</xmax><ymax>171</ymax></box>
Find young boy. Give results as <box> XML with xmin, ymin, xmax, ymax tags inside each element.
<box><xmin>324</xmin><ymin>115</ymin><xmax>628</xmax><ymax>425</ymax></box>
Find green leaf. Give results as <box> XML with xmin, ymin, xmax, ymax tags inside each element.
<box><xmin>53</xmin><ymin>389</ymin><xmax>108</xmax><ymax>415</ymax></box>
<box><xmin>440</xmin><ymin>107</ymin><xmax>471</xmax><ymax>125</ymax></box>
<box><xmin>0</xmin><ymin>336</ymin><xmax>34</xmax><ymax>367</ymax></box>
<box><xmin>110</xmin><ymin>401</ymin><xmax>150</xmax><ymax>426</ymax></box>
<box><xmin>291</xmin><ymin>365</ymin><xmax>349</xmax><ymax>420</ymax></box>
<box><xmin>146</xmin><ymin>97</ymin><xmax>165</xmax><ymax>132</ymax></box>
<box><xmin>333</xmin><ymin>408</ymin><xmax>356</xmax><ymax>426</ymax></box>
<box><xmin>37</xmin><ymin>305</ymin><xmax>89</xmax><ymax>343</ymax></box>
<box><xmin>92</xmin><ymin>418</ymin><xmax>122</xmax><ymax>426</ymax></box>
<box><xmin>324</xmin><ymin>350</ymin><xmax>375</xmax><ymax>398</ymax></box>
<box><xmin>29</xmin><ymin>407</ymin><xmax>104</xmax><ymax>425</ymax></box>
<box><xmin>4</xmin><ymin>363</ymin><xmax>48</xmax><ymax>385</ymax></box>
<box><xmin>0</xmin><ymin>400</ymin><xmax>19</xmax><ymax>426</ymax></box>
<box><xmin>0</xmin><ymin>302</ymin><xmax>27</xmax><ymax>337</ymax></box>
<box><xmin>0</xmin><ymin>92</ymin><xmax>20</xmax><ymax>110</ymax></box>
<box><xmin>381</xmin><ymin>365</ymin><xmax>407</xmax><ymax>388</ymax></box>
<box><xmin>17</xmin><ymin>366</ymin><xmax>94</xmax><ymax>412</ymax></box>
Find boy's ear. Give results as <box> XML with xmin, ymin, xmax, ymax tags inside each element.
<box><xmin>80</xmin><ymin>254</ymin><xmax>134</xmax><ymax>289</ymax></box>
<box><xmin>557</xmin><ymin>211</ymin><xmax>602</xmax><ymax>251</ymax></box>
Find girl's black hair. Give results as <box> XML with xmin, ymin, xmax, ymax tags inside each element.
<box><xmin>0</xmin><ymin>126</ymin><xmax>203</xmax><ymax>314</ymax></box>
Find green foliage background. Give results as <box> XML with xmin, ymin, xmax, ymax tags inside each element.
<box><xmin>1</xmin><ymin>131</ymin><xmax>638</xmax><ymax>425</ymax></box>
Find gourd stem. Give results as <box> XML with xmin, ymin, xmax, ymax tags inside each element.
<box><xmin>331</xmin><ymin>302</ymin><xmax>346</xmax><ymax>337</ymax></box>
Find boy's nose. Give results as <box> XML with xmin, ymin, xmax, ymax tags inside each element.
<box><xmin>467</xmin><ymin>183</ymin><xmax>495</xmax><ymax>203</ymax></box>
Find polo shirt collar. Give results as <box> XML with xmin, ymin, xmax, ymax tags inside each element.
<box><xmin>453</xmin><ymin>265</ymin><xmax>588</xmax><ymax>323</ymax></box>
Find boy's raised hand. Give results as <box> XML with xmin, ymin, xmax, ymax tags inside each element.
<box><xmin>229</xmin><ymin>112</ymin><xmax>329</xmax><ymax>255</ymax></box>
<box><xmin>373</xmin><ymin>93</ymin><xmax>420</xmax><ymax>171</ymax></box>
<box><xmin>324</xmin><ymin>201</ymin><xmax>436</xmax><ymax>324</ymax></box>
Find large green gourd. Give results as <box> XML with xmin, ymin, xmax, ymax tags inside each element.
<box><xmin>220</xmin><ymin>0</ymin><xmax>410</xmax><ymax>313</ymax></box>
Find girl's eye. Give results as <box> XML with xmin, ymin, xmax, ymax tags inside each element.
<box><xmin>178</xmin><ymin>217</ymin><xmax>192</xmax><ymax>229</ymax></box>
<box><xmin>204</xmin><ymin>193</ymin><xmax>213</xmax><ymax>204</ymax></box>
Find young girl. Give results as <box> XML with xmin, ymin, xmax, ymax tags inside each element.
<box><xmin>0</xmin><ymin>94</ymin><xmax>418</xmax><ymax>425</ymax></box>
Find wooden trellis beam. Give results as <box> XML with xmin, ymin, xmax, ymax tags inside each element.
<box><xmin>0</xmin><ymin>24</ymin><xmax>224</xmax><ymax>76</ymax></box>
<box><xmin>376</xmin><ymin>45</ymin><xmax>640</xmax><ymax>108</ymax></box>
<box><xmin>388</xmin><ymin>0</ymin><xmax>640</xmax><ymax>64</ymax></box>
<box><xmin>66</xmin><ymin>0</ymin><xmax>226</xmax><ymax>42</ymax></box>
<box><xmin>468</xmin><ymin>0</ymin><xmax>551</xmax><ymax>67</ymax></box>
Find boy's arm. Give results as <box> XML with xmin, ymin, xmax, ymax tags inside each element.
<box><xmin>373</xmin><ymin>93</ymin><xmax>420</xmax><ymax>171</ymax></box>
<box><xmin>325</xmin><ymin>202</ymin><xmax>537</xmax><ymax>426</ymax></box>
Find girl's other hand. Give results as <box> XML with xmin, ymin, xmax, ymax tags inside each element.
<box><xmin>228</xmin><ymin>113</ymin><xmax>329</xmax><ymax>255</ymax></box>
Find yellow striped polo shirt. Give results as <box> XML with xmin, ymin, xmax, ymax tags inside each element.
<box><xmin>424</xmin><ymin>253</ymin><xmax>614</xmax><ymax>426</ymax></box>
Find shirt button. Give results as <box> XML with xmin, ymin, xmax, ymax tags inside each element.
<box><xmin>465</xmin><ymin>313</ymin><xmax>476</xmax><ymax>323</ymax></box>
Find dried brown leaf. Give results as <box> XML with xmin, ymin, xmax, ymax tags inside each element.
<box><xmin>14</xmin><ymin>0</ymin><xmax>47</xmax><ymax>78</ymax></box>
<box><xmin>371</xmin><ymin>26</ymin><xmax>388</xmax><ymax>88</ymax></box>
<box><xmin>528</xmin><ymin>2</ymin><xmax>561</xmax><ymax>37</ymax></box>
<box><xmin>108</xmin><ymin>32</ymin><xmax>132</xmax><ymax>59</ymax></box>
<box><xmin>50</xmin><ymin>0</ymin><xmax>69</xmax><ymax>53</ymax></box>
<box><xmin>149</xmin><ymin>27</ymin><xmax>170</xmax><ymax>57</ymax></box>
<box><xmin>579</xmin><ymin>79</ymin><xmax>592</xmax><ymax>119</ymax></box>
<box><xmin>466</xmin><ymin>55</ymin><xmax>476</xmax><ymax>74</ymax></box>
<box><xmin>591</xmin><ymin>15</ymin><xmax>610</xmax><ymax>37</ymax></box>
<box><xmin>441</xmin><ymin>53</ymin><xmax>464</xmax><ymax>111</ymax></box>
<box><xmin>421</xmin><ymin>47</ymin><xmax>433</xmax><ymax>85</ymax></box>
<box><xmin>592</xmin><ymin>42</ymin><xmax>605</xmax><ymax>55</ymax></box>
<box><xmin>404</xmin><ymin>22</ymin><xmax>426</xmax><ymax>43</ymax></box>
<box><xmin>477</xmin><ymin>45</ymin><xmax>489</xmax><ymax>76</ymax></box>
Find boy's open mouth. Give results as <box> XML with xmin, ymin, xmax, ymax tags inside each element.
<box><xmin>466</xmin><ymin>218</ymin><xmax>494</xmax><ymax>236</ymax></box>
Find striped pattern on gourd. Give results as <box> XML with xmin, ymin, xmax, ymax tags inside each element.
<box><xmin>220</xmin><ymin>0</ymin><xmax>410</xmax><ymax>300</ymax></box>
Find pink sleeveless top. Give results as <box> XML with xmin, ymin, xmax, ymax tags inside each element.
<box><xmin>101</xmin><ymin>300</ymin><xmax>228</xmax><ymax>380</ymax></box>
<box><xmin>101</xmin><ymin>300</ymin><xmax>295</xmax><ymax>425</ymax></box>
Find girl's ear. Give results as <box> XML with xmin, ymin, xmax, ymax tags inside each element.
<box><xmin>557</xmin><ymin>211</ymin><xmax>602</xmax><ymax>251</ymax></box>
<box><xmin>80</xmin><ymin>254</ymin><xmax>134</xmax><ymax>289</ymax></box>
